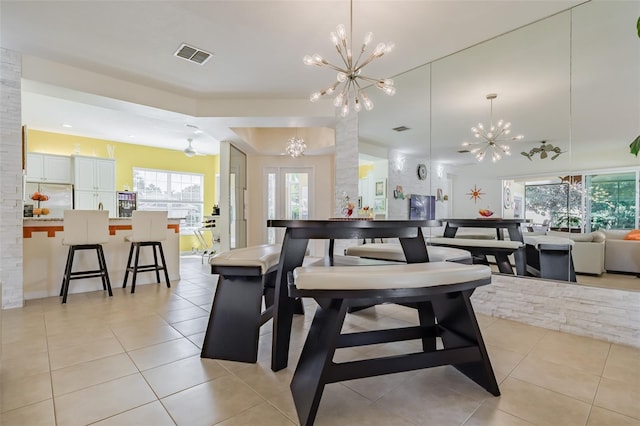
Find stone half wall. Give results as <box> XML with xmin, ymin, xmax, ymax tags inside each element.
<box><xmin>472</xmin><ymin>274</ymin><xmax>640</xmax><ymax>348</ymax></box>
<box><xmin>0</xmin><ymin>48</ymin><xmax>24</xmax><ymax>309</ymax></box>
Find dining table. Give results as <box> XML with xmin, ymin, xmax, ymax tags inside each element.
<box><xmin>442</xmin><ymin>218</ymin><xmax>530</xmax><ymax>241</ymax></box>
<box><xmin>266</xmin><ymin>219</ymin><xmax>438</xmax><ymax>372</ymax></box>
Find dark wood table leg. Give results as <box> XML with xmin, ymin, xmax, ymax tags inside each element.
<box><xmin>271</xmin><ymin>233</ymin><xmax>309</xmax><ymax>372</ymax></box>
<box><xmin>400</xmin><ymin>228</ymin><xmax>429</xmax><ymax>263</ymax></box>
<box><xmin>514</xmin><ymin>246</ymin><xmax>527</xmax><ymax>276</ymax></box>
<box><xmin>431</xmin><ymin>289</ymin><xmax>500</xmax><ymax>396</ymax></box>
<box><xmin>290</xmin><ymin>298</ymin><xmax>348</xmax><ymax>426</ymax></box>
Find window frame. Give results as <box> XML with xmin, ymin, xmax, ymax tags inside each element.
<box><xmin>133</xmin><ymin>167</ymin><xmax>205</xmax><ymax>234</ymax></box>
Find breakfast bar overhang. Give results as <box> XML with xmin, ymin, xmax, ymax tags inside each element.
<box><xmin>22</xmin><ymin>217</ymin><xmax>181</xmax><ymax>300</ymax></box>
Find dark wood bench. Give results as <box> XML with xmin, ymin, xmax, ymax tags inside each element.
<box><xmin>287</xmin><ymin>261</ymin><xmax>500</xmax><ymax>425</ymax></box>
<box><xmin>524</xmin><ymin>235</ymin><xmax>576</xmax><ymax>281</ymax></box>
<box><xmin>201</xmin><ymin>244</ymin><xmax>283</xmax><ymax>363</ymax></box>
<box><xmin>429</xmin><ymin>237</ymin><xmax>525</xmax><ymax>275</ymax></box>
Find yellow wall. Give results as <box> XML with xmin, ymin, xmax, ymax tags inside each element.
<box><xmin>27</xmin><ymin>129</ymin><xmax>220</xmax><ymax>252</ymax></box>
<box><xmin>359</xmin><ymin>164</ymin><xmax>374</xmax><ymax>179</ymax></box>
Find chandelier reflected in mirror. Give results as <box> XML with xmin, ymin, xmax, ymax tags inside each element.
<box><xmin>303</xmin><ymin>0</ymin><xmax>395</xmax><ymax>117</ymax></box>
<box><xmin>286</xmin><ymin>135</ymin><xmax>307</xmax><ymax>158</ymax></box>
<box><xmin>462</xmin><ymin>93</ymin><xmax>524</xmax><ymax>162</ymax></box>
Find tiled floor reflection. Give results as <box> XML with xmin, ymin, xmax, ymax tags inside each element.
<box><xmin>2</xmin><ymin>256</ymin><xmax>639</xmax><ymax>425</ymax></box>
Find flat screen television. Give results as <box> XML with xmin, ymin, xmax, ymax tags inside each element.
<box><xmin>409</xmin><ymin>194</ymin><xmax>435</xmax><ymax>220</ymax></box>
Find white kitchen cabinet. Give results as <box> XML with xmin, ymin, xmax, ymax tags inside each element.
<box><xmin>73</xmin><ymin>156</ymin><xmax>116</xmax><ymax>216</ymax></box>
<box><xmin>73</xmin><ymin>156</ymin><xmax>116</xmax><ymax>192</ymax></box>
<box><xmin>26</xmin><ymin>153</ymin><xmax>72</xmax><ymax>183</ymax></box>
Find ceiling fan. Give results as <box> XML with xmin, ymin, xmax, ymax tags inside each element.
<box><xmin>520</xmin><ymin>140</ymin><xmax>565</xmax><ymax>161</ymax></box>
<box><xmin>183</xmin><ymin>138</ymin><xmax>207</xmax><ymax>157</ymax></box>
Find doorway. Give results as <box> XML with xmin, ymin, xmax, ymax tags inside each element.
<box><xmin>265</xmin><ymin>167</ymin><xmax>313</xmax><ymax>244</ymax></box>
<box><xmin>229</xmin><ymin>145</ymin><xmax>247</xmax><ymax>249</ymax></box>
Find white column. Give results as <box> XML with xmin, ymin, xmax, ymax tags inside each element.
<box><xmin>0</xmin><ymin>48</ymin><xmax>24</xmax><ymax>309</ymax></box>
<box><xmin>334</xmin><ymin>112</ymin><xmax>358</xmax><ymax>216</ymax></box>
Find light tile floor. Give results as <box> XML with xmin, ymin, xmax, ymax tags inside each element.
<box><xmin>2</xmin><ymin>256</ymin><xmax>639</xmax><ymax>426</ymax></box>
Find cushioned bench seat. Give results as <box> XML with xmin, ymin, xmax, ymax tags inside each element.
<box><xmin>201</xmin><ymin>244</ymin><xmax>283</xmax><ymax>363</ymax></box>
<box><xmin>288</xmin><ymin>262</ymin><xmax>499</xmax><ymax>425</ymax></box>
<box><xmin>523</xmin><ymin>235</ymin><xmax>576</xmax><ymax>282</ymax></box>
<box><xmin>428</xmin><ymin>237</ymin><xmax>525</xmax><ymax>275</ymax></box>
<box><xmin>208</xmin><ymin>243</ymin><xmax>281</xmax><ymax>274</ymax></box>
<box><xmin>344</xmin><ymin>243</ymin><xmax>471</xmax><ymax>264</ymax></box>
<box><xmin>293</xmin><ymin>261</ymin><xmax>491</xmax><ymax>290</ymax></box>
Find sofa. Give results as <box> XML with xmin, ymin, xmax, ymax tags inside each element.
<box><xmin>602</xmin><ymin>230</ymin><xmax>640</xmax><ymax>275</ymax></box>
<box><xmin>541</xmin><ymin>230</ymin><xmax>606</xmax><ymax>275</ymax></box>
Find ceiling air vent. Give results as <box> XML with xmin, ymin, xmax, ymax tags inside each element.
<box><xmin>174</xmin><ymin>43</ymin><xmax>212</xmax><ymax>65</ymax></box>
<box><xmin>392</xmin><ymin>126</ymin><xmax>410</xmax><ymax>132</ymax></box>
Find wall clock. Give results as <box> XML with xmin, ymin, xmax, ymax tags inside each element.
<box><xmin>503</xmin><ymin>186</ymin><xmax>512</xmax><ymax>209</ymax></box>
<box><xmin>417</xmin><ymin>163</ymin><xmax>427</xmax><ymax>180</ymax></box>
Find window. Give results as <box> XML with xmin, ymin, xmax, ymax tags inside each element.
<box><xmin>133</xmin><ymin>168</ymin><xmax>204</xmax><ymax>232</ymax></box>
<box><xmin>586</xmin><ymin>172</ymin><xmax>637</xmax><ymax>231</ymax></box>
<box><xmin>524</xmin><ymin>182</ymin><xmax>582</xmax><ymax>231</ymax></box>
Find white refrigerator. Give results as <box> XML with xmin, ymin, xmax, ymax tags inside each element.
<box><xmin>24</xmin><ymin>182</ymin><xmax>74</xmax><ymax>218</ymax></box>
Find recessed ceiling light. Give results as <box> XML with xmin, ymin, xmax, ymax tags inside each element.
<box><xmin>186</xmin><ymin>124</ymin><xmax>203</xmax><ymax>134</ymax></box>
<box><xmin>128</xmin><ymin>134</ymin><xmax>135</xmax><ymax>138</ymax></box>
<box><xmin>62</xmin><ymin>124</ymin><xmax>72</xmax><ymax>128</ymax></box>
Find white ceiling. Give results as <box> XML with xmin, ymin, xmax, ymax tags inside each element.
<box><xmin>1</xmin><ymin>0</ymin><xmax>585</xmax><ymax>157</ymax></box>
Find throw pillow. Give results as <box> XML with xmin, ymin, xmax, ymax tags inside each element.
<box><xmin>624</xmin><ymin>229</ymin><xmax>640</xmax><ymax>240</ymax></box>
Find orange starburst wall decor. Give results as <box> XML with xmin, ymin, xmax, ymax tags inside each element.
<box><xmin>467</xmin><ymin>185</ymin><xmax>485</xmax><ymax>203</ymax></box>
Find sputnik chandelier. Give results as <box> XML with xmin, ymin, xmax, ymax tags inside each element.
<box><xmin>462</xmin><ymin>93</ymin><xmax>524</xmax><ymax>163</ymax></box>
<box><xmin>286</xmin><ymin>135</ymin><xmax>307</xmax><ymax>158</ymax></box>
<box><xmin>303</xmin><ymin>0</ymin><xmax>395</xmax><ymax>117</ymax></box>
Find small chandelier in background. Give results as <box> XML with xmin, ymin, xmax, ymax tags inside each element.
<box><xmin>303</xmin><ymin>0</ymin><xmax>395</xmax><ymax>117</ymax></box>
<box><xmin>462</xmin><ymin>93</ymin><xmax>524</xmax><ymax>163</ymax></box>
<box><xmin>286</xmin><ymin>135</ymin><xmax>307</xmax><ymax>158</ymax></box>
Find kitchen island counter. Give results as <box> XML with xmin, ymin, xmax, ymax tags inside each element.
<box><xmin>23</xmin><ymin>217</ymin><xmax>181</xmax><ymax>300</ymax></box>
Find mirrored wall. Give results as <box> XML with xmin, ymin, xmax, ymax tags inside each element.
<box><xmin>358</xmin><ymin>1</ymin><xmax>640</xmax><ymax>290</ymax></box>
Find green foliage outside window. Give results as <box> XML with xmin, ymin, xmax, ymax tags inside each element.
<box><xmin>525</xmin><ymin>183</ymin><xmax>582</xmax><ymax>230</ymax></box>
<box><xmin>588</xmin><ymin>177</ymin><xmax>636</xmax><ymax>230</ymax></box>
<box><xmin>525</xmin><ymin>173</ymin><xmax>637</xmax><ymax>232</ymax></box>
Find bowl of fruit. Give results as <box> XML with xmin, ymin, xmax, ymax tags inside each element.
<box><xmin>478</xmin><ymin>208</ymin><xmax>494</xmax><ymax>217</ymax></box>
<box><xmin>30</xmin><ymin>191</ymin><xmax>49</xmax><ymax>202</ymax></box>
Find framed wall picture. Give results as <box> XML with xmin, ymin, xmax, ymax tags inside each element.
<box><xmin>374</xmin><ymin>198</ymin><xmax>386</xmax><ymax>211</ymax></box>
<box><xmin>513</xmin><ymin>196</ymin><xmax>523</xmax><ymax>218</ymax></box>
<box><xmin>375</xmin><ymin>180</ymin><xmax>386</xmax><ymax>197</ymax></box>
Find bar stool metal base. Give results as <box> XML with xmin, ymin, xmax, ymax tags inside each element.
<box><xmin>60</xmin><ymin>244</ymin><xmax>112</xmax><ymax>304</ymax></box>
<box><xmin>122</xmin><ymin>241</ymin><xmax>171</xmax><ymax>293</ymax></box>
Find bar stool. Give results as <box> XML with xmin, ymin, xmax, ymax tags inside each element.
<box><xmin>122</xmin><ymin>210</ymin><xmax>171</xmax><ymax>293</ymax></box>
<box><xmin>60</xmin><ymin>210</ymin><xmax>112</xmax><ymax>304</ymax></box>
